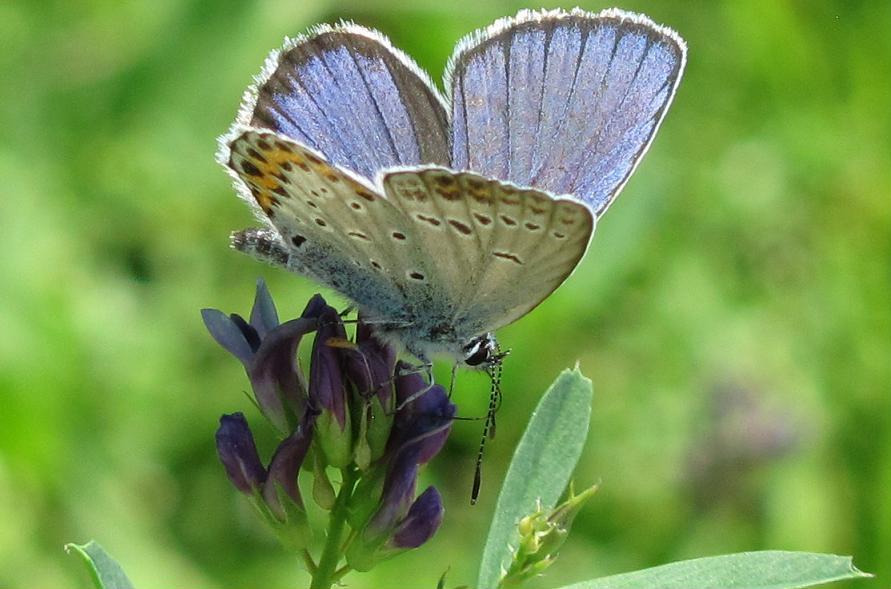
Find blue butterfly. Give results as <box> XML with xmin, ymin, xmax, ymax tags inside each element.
<box><xmin>219</xmin><ymin>8</ymin><xmax>686</xmax><ymax>369</ymax></box>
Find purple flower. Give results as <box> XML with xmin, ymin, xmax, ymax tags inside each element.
<box><xmin>309</xmin><ymin>304</ymin><xmax>349</xmax><ymax>427</ymax></box>
<box><xmin>202</xmin><ymin>280</ymin><xmax>321</xmax><ymax>434</ymax></box>
<box><xmin>207</xmin><ymin>284</ymin><xmax>454</xmax><ymax>566</ymax></box>
<box><xmin>390</xmin><ymin>363</ymin><xmax>455</xmax><ymax>464</ymax></box>
<box><xmin>309</xmin><ymin>303</ymin><xmax>353</xmax><ymax>467</ymax></box>
<box><xmin>345</xmin><ymin>319</ymin><xmax>398</xmax><ymax>467</ymax></box>
<box><xmin>263</xmin><ymin>423</ymin><xmax>313</xmax><ymax>513</ymax></box>
<box><xmin>215</xmin><ymin>413</ymin><xmax>312</xmax><ymax>517</ymax></box>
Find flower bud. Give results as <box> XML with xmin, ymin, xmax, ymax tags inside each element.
<box><xmin>345</xmin><ymin>449</ymin><xmax>443</xmax><ymax>571</ymax></box>
<box><xmin>263</xmin><ymin>421</ymin><xmax>313</xmax><ymax>515</ymax></box>
<box><xmin>346</xmin><ymin>320</ymin><xmax>396</xmax><ymax>466</ymax></box>
<box><xmin>309</xmin><ymin>304</ymin><xmax>353</xmax><ymax>468</ymax></box>
<box><xmin>215</xmin><ymin>413</ymin><xmax>266</xmax><ymax>494</ymax></box>
<box><xmin>348</xmin><ymin>486</ymin><xmax>444</xmax><ymax>572</ymax></box>
<box><xmin>390</xmin><ymin>486</ymin><xmax>444</xmax><ymax>549</ymax></box>
<box><xmin>501</xmin><ymin>484</ymin><xmax>598</xmax><ymax>586</ymax></box>
<box><xmin>214</xmin><ymin>413</ymin><xmax>313</xmax><ymax>550</ymax></box>
<box><xmin>391</xmin><ymin>364</ymin><xmax>454</xmax><ymax>464</ymax></box>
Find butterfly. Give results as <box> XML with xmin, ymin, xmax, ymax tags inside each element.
<box><xmin>219</xmin><ymin>7</ymin><xmax>686</xmax><ymax>370</ymax></box>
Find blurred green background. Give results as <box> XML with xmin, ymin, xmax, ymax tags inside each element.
<box><xmin>1</xmin><ymin>0</ymin><xmax>889</xmax><ymax>587</ymax></box>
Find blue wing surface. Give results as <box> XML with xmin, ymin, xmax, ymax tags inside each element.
<box><xmin>448</xmin><ymin>9</ymin><xmax>686</xmax><ymax>216</ymax></box>
<box><xmin>249</xmin><ymin>26</ymin><xmax>451</xmax><ymax>182</ymax></box>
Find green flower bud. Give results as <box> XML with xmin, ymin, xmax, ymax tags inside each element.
<box><xmin>315</xmin><ymin>408</ymin><xmax>353</xmax><ymax>468</ymax></box>
<box><xmin>365</xmin><ymin>393</ymin><xmax>394</xmax><ymax>463</ymax></box>
<box><xmin>501</xmin><ymin>483</ymin><xmax>598</xmax><ymax>586</ymax></box>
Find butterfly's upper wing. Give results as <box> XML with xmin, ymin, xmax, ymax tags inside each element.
<box><xmin>383</xmin><ymin>168</ymin><xmax>594</xmax><ymax>337</ymax></box>
<box><xmin>225</xmin><ymin>23</ymin><xmax>450</xmax><ymax>184</ymax></box>
<box><xmin>447</xmin><ymin>8</ymin><xmax>686</xmax><ymax>217</ymax></box>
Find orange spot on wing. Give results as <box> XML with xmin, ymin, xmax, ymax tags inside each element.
<box><xmin>325</xmin><ymin>337</ymin><xmax>357</xmax><ymax>350</ymax></box>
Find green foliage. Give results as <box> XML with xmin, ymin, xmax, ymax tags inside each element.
<box><xmin>479</xmin><ymin>369</ymin><xmax>593</xmax><ymax>589</ymax></box>
<box><xmin>65</xmin><ymin>542</ymin><xmax>135</xmax><ymax>589</ymax></box>
<box><xmin>557</xmin><ymin>551</ymin><xmax>869</xmax><ymax>589</ymax></box>
<box><xmin>479</xmin><ymin>372</ymin><xmax>868</xmax><ymax>589</ymax></box>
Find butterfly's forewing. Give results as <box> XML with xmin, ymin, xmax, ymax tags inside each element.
<box><xmin>228</xmin><ymin>130</ymin><xmax>440</xmax><ymax>323</ymax></box>
<box><xmin>383</xmin><ymin>168</ymin><xmax>594</xmax><ymax>335</ymax></box>
<box><xmin>447</xmin><ymin>8</ymin><xmax>686</xmax><ymax>216</ymax></box>
<box><xmin>246</xmin><ymin>25</ymin><xmax>450</xmax><ymax>182</ymax></box>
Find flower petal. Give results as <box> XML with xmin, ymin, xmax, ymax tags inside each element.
<box><xmin>301</xmin><ymin>293</ymin><xmax>330</xmax><ymax>319</ymax></box>
<box><xmin>309</xmin><ymin>305</ymin><xmax>348</xmax><ymax>427</ymax></box>
<box><xmin>346</xmin><ymin>320</ymin><xmax>396</xmax><ymax>404</ymax></box>
<box><xmin>201</xmin><ymin>308</ymin><xmax>256</xmax><ymax>365</ymax></box>
<box><xmin>366</xmin><ymin>446</ymin><xmax>420</xmax><ymax>537</ymax></box>
<box><xmin>249</xmin><ymin>318</ymin><xmax>317</xmax><ymax>432</ymax></box>
<box><xmin>392</xmin><ymin>365</ymin><xmax>455</xmax><ymax>464</ymax></box>
<box><xmin>390</xmin><ymin>486</ymin><xmax>444</xmax><ymax>549</ymax></box>
<box><xmin>263</xmin><ymin>420</ymin><xmax>314</xmax><ymax>514</ymax></box>
<box><xmin>249</xmin><ymin>278</ymin><xmax>279</xmax><ymax>337</ymax></box>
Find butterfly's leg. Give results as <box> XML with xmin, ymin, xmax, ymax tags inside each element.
<box><xmin>447</xmin><ymin>362</ymin><xmax>458</xmax><ymax>399</ymax></box>
<box><xmin>345</xmin><ymin>354</ymin><xmax>434</xmax><ymax>405</ymax></box>
<box><xmin>395</xmin><ymin>381</ymin><xmax>435</xmax><ymax>411</ymax></box>
<box><xmin>337</xmin><ymin>317</ymin><xmax>413</xmax><ymax>328</ymax></box>
<box><xmin>394</xmin><ymin>360</ymin><xmax>436</xmax><ymax>411</ymax></box>
<box><xmin>395</xmin><ymin>361</ymin><xmax>433</xmax><ymax>382</ymax></box>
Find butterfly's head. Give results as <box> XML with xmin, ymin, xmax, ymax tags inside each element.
<box><xmin>462</xmin><ymin>333</ymin><xmax>509</xmax><ymax>369</ymax></box>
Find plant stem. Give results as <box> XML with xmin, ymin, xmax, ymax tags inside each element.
<box><xmin>310</xmin><ymin>467</ymin><xmax>358</xmax><ymax>589</ymax></box>
<box><xmin>332</xmin><ymin>564</ymin><xmax>352</xmax><ymax>583</ymax></box>
<box><xmin>301</xmin><ymin>549</ymin><xmax>317</xmax><ymax>575</ymax></box>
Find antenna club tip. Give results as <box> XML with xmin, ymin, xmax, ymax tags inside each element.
<box><xmin>471</xmin><ymin>469</ymin><xmax>482</xmax><ymax>504</ymax></box>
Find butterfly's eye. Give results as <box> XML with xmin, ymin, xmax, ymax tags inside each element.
<box><xmin>463</xmin><ymin>334</ymin><xmax>497</xmax><ymax>367</ymax></box>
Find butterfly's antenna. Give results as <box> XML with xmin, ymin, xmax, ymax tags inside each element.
<box><xmin>471</xmin><ymin>344</ymin><xmax>508</xmax><ymax>505</ymax></box>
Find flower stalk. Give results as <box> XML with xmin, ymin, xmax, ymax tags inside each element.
<box><xmin>311</xmin><ymin>467</ymin><xmax>358</xmax><ymax>589</ymax></box>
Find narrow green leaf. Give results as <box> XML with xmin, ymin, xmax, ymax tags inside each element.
<box><xmin>65</xmin><ymin>541</ymin><xmax>136</xmax><ymax>589</ymax></box>
<box><xmin>477</xmin><ymin>367</ymin><xmax>593</xmax><ymax>589</ymax></box>
<box><xmin>556</xmin><ymin>551</ymin><xmax>871</xmax><ymax>589</ymax></box>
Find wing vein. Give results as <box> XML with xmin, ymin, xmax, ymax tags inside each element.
<box><xmin>569</xmin><ymin>32</ymin><xmax>651</xmax><ymax>193</ymax></box>
<box><xmin>348</xmin><ymin>48</ymin><xmax>402</xmax><ymax>165</ymax></box>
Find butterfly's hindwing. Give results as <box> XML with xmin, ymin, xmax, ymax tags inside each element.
<box><xmin>228</xmin><ymin>130</ymin><xmax>428</xmax><ymax>322</ymax></box>
<box><xmin>383</xmin><ymin>168</ymin><xmax>493</xmax><ymax>307</ymax></box>
<box><xmin>383</xmin><ymin>168</ymin><xmax>594</xmax><ymax>336</ymax></box>
<box><xmin>459</xmin><ymin>180</ymin><xmax>595</xmax><ymax>333</ymax></box>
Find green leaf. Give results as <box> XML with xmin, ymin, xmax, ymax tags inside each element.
<box><xmin>65</xmin><ymin>541</ymin><xmax>136</xmax><ymax>589</ymax></box>
<box><xmin>556</xmin><ymin>551</ymin><xmax>871</xmax><ymax>589</ymax></box>
<box><xmin>477</xmin><ymin>367</ymin><xmax>593</xmax><ymax>589</ymax></box>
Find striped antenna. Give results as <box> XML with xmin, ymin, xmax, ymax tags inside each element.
<box><xmin>471</xmin><ymin>344</ymin><xmax>509</xmax><ymax>504</ymax></box>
